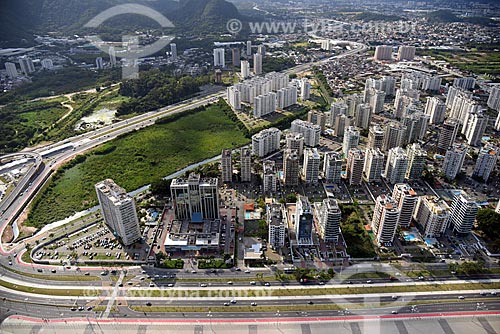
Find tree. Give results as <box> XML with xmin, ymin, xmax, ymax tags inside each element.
<box><xmin>476</xmin><ymin>209</ymin><xmax>500</xmax><ymax>241</ymax></box>
<box><xmin>286</xmin><ymin>193</ymin><xmax>297</xmax><ymax>203</ymax></box>
<box><xmin>150</xmin><ymin>179</ymin><xmax>172</xmax><ymax>198</ymax></box>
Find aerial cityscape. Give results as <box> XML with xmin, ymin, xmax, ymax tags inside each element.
<box><xmin>0</xmin><ymin>0</ymin><xmax>500</xmax><ymax>333</ymax></box>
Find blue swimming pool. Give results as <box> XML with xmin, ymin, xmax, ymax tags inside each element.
<box><xmin>404</xmin><ymin>233</ymin><xmax>417</xmax><ymax>241</ymax></box>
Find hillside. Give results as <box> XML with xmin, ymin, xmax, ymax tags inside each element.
<box><xmin>0</xmin><ymin>0</ymin><xmax>242</xmax><ymax>46</ymax></box>
<box><xmin>425</xmin><ymin>10</ymin><xmax>495</xmax><ymax>26</ymax></box>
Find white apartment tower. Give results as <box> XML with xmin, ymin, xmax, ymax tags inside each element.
<box><xmin>214</xmin><ymin>48</ymin><xmax>225</xmax><ymax>67</ymax></box>
<box><xmin>323</xmin><ymin>152</ymin><xmax>343</xmax><ymax>184</ymax></box>
<box><xmin>449</xmin><ymin>191</ymin><xmax>478</xmax><ymax>235</ymax></box>
<box><xmin>363</xmin><ymin>148</ymin><xmax>385</xmax><ymax>183</ymax></box>
<box><xmin>414</xmin><ymin>196</ymin><xmax>450</xmax><ymax>238</ymax></box>
<box><xmin>302</xmin><ymin>148</ymin><xmax>321</xmax><ymax>184</ymax></box>
<box><xmin>95</xmin><ymin>180</ymin><xmax>141</xmax><ymax>246</ymax></box>
<box><xmin>406</xmin><ymin>143</ymin><xmax>427</xmax><ymax>181</ymax></box>
<box><xmin>240</xmin><ymin>147</ymin><xmax>252</xmax><ymax>182</ymax></box>
<box><xmin>253</xmin><ymin>92</ymin><xmax>277</xmax><ymax>118</ymax></box>
<box><xmin>371</xmin><ymin>194</ymin><xmax>400</xmax><ymax>245</ymax></box>
<box><xmin>317</xmin><ymin>198</ymin><xmax>342</xmax><ymax>242</ymax></box>
<box><xmin>397</xmin><ymin>46</ymin><xmax>416</xmax><ymax>61</ymax></box>
<box><xmin>342</xmin><ymin>126</ymin><xmax>360</xmax><ymax>157</ymax></box>
<box><xmin>392</xmin><ymin>183</ymin><xmax>418</xmax><ymax>228</ymax></box>
<box><xmin>19</xmin><ymin>56</ymin><xmax>35</xmax><ymax>74</ymax></box>
<box><xmin>286</xmin><ymin>132</ymin><xmax>304</xmax><ymax>158</ymax></box>
<box><xmin>291</xmin><ymin>119</ymin><xmax>321</xmax><ymax>147</ymax></box>
<box><xmin>4</xmin><ymin>62</ymin><xmax>18</xmax><ymax>78</ymax></box>
<box><xmin>221</xmin><ymin>149</ymin><xmax>232</xmax><ymax>183</ymax></box>
<box><xmin>374</xmin><ymin>45</ymin><xmax>393</xmax><ymax>61</ymax></box>
<box><xmin>300</xmin><ymin>78</ymin><xmax>311</xmax><ymax>100</ymax></box>
<box><xmin>425</xmin><ymin>97</ymin><xmax>446</xmax><ymax>124</ymax></box>
<box><xmin>442</xmin><ymin>143</ymin><xmax>468</xmax><ymax>180</ymax></box>
<box><xmin>462</xmin><ymin>112</ymin><xmax>488</xmax><ymax>147</ymax></box>
<box><xmin>251</xmin><ymin>128</ymin><xmax>281</xmax><ymax>157</ymax></box>
<box><xmin>253</xmin><ymin>53</ymin><xmax>262</xmax><ymax>75</ymax></box>
<box><xmin>473</xmin><ymin>145</ymin><xmax>498</xmax><ymax>182</ymax></box>
<box><xmin>384</xmin><ymin>147</ymin><xmax>408</xmax><ymax>185</ymax></box>
<box><xmin>227</xmin><ymin>86</ymin><xmax>241</xmax><ymax>110</ymax></box>
<box><xmin>368</xmin><ymin>125</ymin><xmax>385</xmax><ymax>150</ymax></box>
<box><xmin>263</xmin><ymin>160</ymin><xmax>277</xmax><ymax>193</ymax></box>
<box><xmin>241</xmin><ymin>60</ymin><xmax>250</xmax><ymax>79</ymax></box>
<box><xmin>347</xmin><ymin>148</ymin><xmax>365</xmax><ymax>186</ymax></box>
<box><xmin>268</xmin><ymin>204</ymin><xmax>285</xmax><ymax>248</ymax></box>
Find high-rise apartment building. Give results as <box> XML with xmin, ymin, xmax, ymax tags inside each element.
<box><xmin>221</xmin><ymin>149</ymin><xmax>232</xmax><ymax>183</ymax></box>
<box><xmin>307</xmin><ymin>110</ymin><xmax>327</xmax><ymax>133</ymax></box>
<box><xmin>277</xmin><ymin>86</ymin><xmax>297</xmax><ymax>109</ymax></box>
<box><xmin>253</xmin><ymin>92</ymin><xmax>277</xmax><ymax>118</ymax></box>
<box><xmin>406</xmin><ymin>143</ymin><xmax>427</xmax><ymax>181</ymax></box>
<box><xmin>268</xmin><ymin>204</ymin><xmax>285</xmax><ymax>248</ymax></box>
<box><xmin>232</xmin><ymin>47</ymin><xmax>241</xmax><ymax>67</ymax></box>
<box><xmin>462</xmin><ymin>112</ymin><xmax>488</xmax><ymax>147</ymax></box>
<box><xmin>367</xmin><ymin>125</ymin><xmax>384</xmax><ymax>150</ymax></box>
<box><xmin>374</xmin><ymin>45</ymin><xmax>393</xmax><ymax>61</ymax></box>
<box><xmin>371</xmin><ymin>194</ymin><xmax>400</xmax><ymax>245</ymax></box>
<box><xmin>363</xmin><ymin>148</ymin><xmax>385</xmax><ymax>183</ymax></box>
<box><xmin>437</xmin><ymin>120</ymin><xmax>460</xmax><ymax>154</ymax></box>
<box><xmin>291</xmin><ymin>120</ymin><xmax>321</xmax><ymax>147</ymax></box>
<box><xmin>262</xmin><ymin>160</ymin><xmax>277</xmax><ymax>193</ymax></box>
<box><xmin>449</xmin><ymin>191</ymin><xmax>478</xmax><ymax>235</ymax></box>
<box><xmin>241</xmin><ymin>60</ymin><xmax>250</xmax><ymax>79</ymax></box>
<box><xmin>382</xmin><ymin>122</ymin><xmax>407</xmax><ymax>152</ymax></box>
<box><xmin>286</xmin><ymin>132</ymin><xmax>304</xmax><ymax>159</ymax></box>
<box><xmin>170</xmin><ymin>43</ymin><xmax>177</xmax><ymax>61</ymax></box>
<box><xmin>214</xmin><ymin>48</ymin><xmax>225</xmax><ymax>67</ymax></box>
<box><xmin>384</xmin><ymin>147</ymin><xmax>408</xmax><ymax>184</ymax></box>
<box><xmin>414</xmin><ymin>196</ymin><xmax>450</xmax><ymax>238</ymax></box>
<box><xmin>472</xmin><ymin>145</ymin><xmax>498</xmax><ymax>182</ymax></box>
<box><xmin>347</xmin><ymin>148</ymin><xmax>365</xmax><ymax>186</ymax></box>
<box><xmin>283</xmin><ymin>149</ymin><xmax>300</xmax><ymax>186</ymax></box>
<box><xmin>240</xmin><ymin>147</ymin><xmax>252</xmax><ymax>182</ymax></box>
<box><xmin>95</xmin><ymin>179</ymin><xmax>141</xmax><ymax>246</ymax></box>
<box><xmin>342</xmin><ymin>126</ymin><xmax>360</xmax><ymax>157</ymax></box>
<box><xmin>300</xmin><ymin>78</ymin><xmax>311</xmax><ymax>100</ymax></box>
<box><xmin>251</xmin><ymin>128</ymin><xmax>281</xmax><ymax>157</ymax></box>
<box><xmin>4</xmin><ymin>62</ymin><xmax>18</xmax><ymax>78</ymax></box>
<box><xmin>323</xmin><ymin>152</ymin><xmax>342</xmax><ymax>184</ymax></box>
<box><xmin>425</xmin><ymin>96</ymin><xmax>446</xmax><ymax>124</ymax></box>
<box><xmin>295</xmin><ymin>196</ymin><xmax>313</xmax><ymax>245</ymax></box>
<box><xmin>19</xmin><ymin>56</ymin><xmax>35</xmax><ymax>74</ymax></box>
<box><xmin>253</xmin><ymin>53</ymin><xmax>262</xmax><ymax>75</ymax></box>
<box><xmin>442</xmin><ymin>143</ymin><xmax>468</xmax><ymax>180</ymax></box>
<box><xmin>354</xmin><ymin>103</ymin><xmax>372</xmax><ymax>129</ymax></box>
<box><xmin>317</xmin><ymin>198</ymin><xmax>342</xmax><ymax>242</ymax></box>
<box><xmin>302</xmin><ymin>148</ymin><xmax>320</xmax><ymax>184</ymax></box>
<box><xmin>392</xmin><ymin>184</ymin><xmax>418</xmax><ymax>228</ymax></box>
<box><xmin>227</xmin><ymin>86</ymin><xmax>241</xmax><ymax>110</ymax></box>
<box><xmin>397</xmin><ymin>46</ymin><xmax>416</xmax><ymax>61</ymax></box>
<box><xmin>487</xmin><ymin>86</ymin><xmax>500</xmax><ymax>111</ymax></box>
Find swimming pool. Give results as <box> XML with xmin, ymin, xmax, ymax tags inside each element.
<box><xmin>404</xmin><ymin>233</ymin><xmax>417</xmax><ymax>241</ymax></box>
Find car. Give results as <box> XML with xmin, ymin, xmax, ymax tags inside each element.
<box><xmin>250</xmin><ymin>281</ymin><xmax>256</xmax><ymax>285</ymax></box>
<box><xmin>191</xmin><ymin>270</ymin><xmax>197</xmax><ymax>274</ymax></box>
<box><xmin>146</xmin><ymin>302</ymin><xmax>152</xmax><ymax>306</ymax></box>
<box><xmin>235</xmin><ymin>268</ymin><xmax>241</xmax><ymax>271</ymax></box>
<box><xmin>128</xmin><ymin>282</ymin><xmax>133</xmax><ymax>285</ymax></box>
<box><xmin>245</xmin><ymin>270</ymin><xmax>251</xmax><ymax>273</ymax></box>
<box><xmin>51</xmin><ymin>269</ymin><xmax>57</xmax><ymax>273</ymax></box>
<box><xmin>87</xmin><ymin>306</ymin><xmax>93</xmax><ymax>311</ymax></box>
<box><xmin>84</xmin><ymin>272</ymin><xmax>90</xmax><ymax>276</ymax></box>
<box><xmin>230</xmin><ymin>300</ymin><xmax>237</xmax><ymax>304</ymax></box>
<box><xmin>480</xmin><ymin>291</ymin><xmax>487</xmax><ymax>296</ymax></box>
<box><xmin>200</xmin><ymin>283</ymin><xmax>208</xmax><ymax>287</ymax></box>
<box><xmin>78</xmin><ymin>306</ymin><xmax>84</xmax><ymax>311</ymax></box>
<box><xmin>227</xmin><ymin>281</ymin><xmax>233</xmax><ymax>285</ymax></box>
<box><xmin>251</xmin><ymin>302</ymin><xmax>257</xmax><ymax>306</ymax></box>
<box><xmin>391</xmin><ymin>295</ymin><xmax>398</xmax><ymax>300</ymax></box>
<box><xmin>308</xmin><ymin>301</ymin><xmax>314</xmax><ymax>305</ymax></box>
<box><xmin>140</xmin><ymin>277</ymin><xmax>145</xmax><ymax>281</ymax></box>
<box><xmin>491</xmin><ymin>291</ymin><xmax>497</xmax><ymax>295</ymax></box>
<box><xmin>391</xmin><ymin>310</ymin><xmax>398</xmax><ymax>314</ymax></box>
<box><xmin>458</xmin><ymin>296</ymin><xmax>465</xmax><ymax>300</ymax></box>
<box><xmin>366</xmin><ymin>280</ymin><xmax>373</xmax><ymax>284</ymax></box>
<box><xmin>264</xmin><ymin>282</ymin><xmax>271</xmax><ymax>286</ymax></box>
<box><xmin>70</xmin><ymin>307</ymin><xmax>77</xmax><ymax>311</ymax></box>
<box><xmin>37</xmin><ymin>269</ymin><xmax>43</xmax><ymax>273</ymax></box>
<box><xmin>8</xmin><ymin>261</ymin><xmax>12</xmax><ymax>265</ymax></box>
<box><xmin>149</xmin><ymin>283</ymin><xmax>155</xmax><ymax>287</ymax></box>
<box><xmin>118</xmin><ymin>283</ymin><xmax>123</xmax><ymax>287</ymax></box>
<box><xmin>100</xmin><ymin>271</ymin><xmax>108</xmax><ymax>276</ymax></box>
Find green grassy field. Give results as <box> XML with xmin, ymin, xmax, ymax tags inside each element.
<box><xmin>26</xmin><ymin>102</ymin><xmax>250</xmax><ymax>228</ymax></box>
